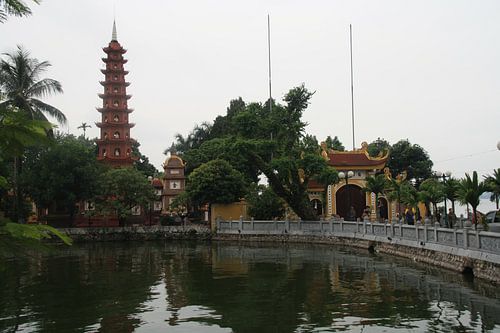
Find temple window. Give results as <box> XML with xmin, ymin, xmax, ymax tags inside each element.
<box><xmin>103</xmin><ymin>149</ymin><xmax>107</xmax><ymax>157</ymax></box>
<box><xmin>113</xmin><ymin>64</ymin><xmax>118</xmax><ymax>69</ymax></box>
<box><xmin>126</xmin><ymin>149</ymin><xmax>131</xmax><ymax>156</ymax></box>
<box><xmin>104</xmin><ymin>116</ymin><xmax>108</xmax><ymax>122</ymax></box>
<box><xmin>113</xmin><ymin>75</ymin><xmax>118</xmax><ymax>81</ymax></box>
<box><xmin>170</xmin><ymin>169</ymin><xmax>180</xmax><ymax>175</ymax></box>
<box><xmin>113</xmin><ymin>131</ymin><xmax>120</xmax><ymax>139</ymax></box>
<box><xmin>125</xmin><ymin>132</ymin><xmax>129</xmax><ymax>139</ymax></box>
<box><xmin>113</xmin><ymin>100</ymin><xmax>119</xmax><ymax>107</ymax></box>
<box><xmin>113</xmin><ymin>87</ymin><xmax>119</xmax><ymax>93</ymax></box>
<box><xmin>114</xmin><ymin>148</ymin><xmax>120</xmax><ymax>156</ymax></box>
<box><xmin>113</xmin><ymin>114</ymin><xmax>119</xmax><ymax>122</ymax></box>
<box><xmin>104</xmin><ymin>132</ymin><xmax>108</xmax><ymax>139</ymax></box>
<box><xmin>170</xmin><ymin>180</ymin><xmax>180</xmax><ymax>189</ymax></box>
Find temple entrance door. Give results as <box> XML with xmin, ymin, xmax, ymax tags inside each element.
<box><xmin>378</xmin><ymin>197</ymin><xmax>389</xmax><ymax>222</ymax></box>
<box><xmin>335</xmin><ymin>185</ymin><xmax>365</xmax><ymax>221</ymax></box>
<box><xmin>311</xmin><ymin>199</ymin><xmax>323</xmax><ymax>217</ymax></box>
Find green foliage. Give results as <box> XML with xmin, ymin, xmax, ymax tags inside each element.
<box><xmin>171</xmin><ymin>85</ymin><xmax>330</xmax><ymax>220</ymax></box>
<box><xmin>0</xmin><ymin>217</ymin><xmax>72</xmax><ymax>259</ymax></box>
<box><xmin>387</xmin><ymin>140</ymin><xmax>433</xmax><ymax>185</ymax></box>
<box><xmin>0</xmin><ymin>0</ymin><xmax>39</xmax><ymax>23</ymax></box>
<box><xmin>187</xmin><ymin>159</ymin><xmax>246</xmax><ymax>205</ymax></box>
<box><xmin>246</xmin><ymin>185</ymin><xmax>285</xmax><ymax>220</ymax></box>
<box><xmin>458</xmin><ymin>171</ymin><xmax>487</xmax><ymax>227</ymax></box>
<box><xmin>419</xmin><ymin>178</ymin><xmax>444</xmax><ymax>221</ymax></box>
<box><xmin>367</xmin><ymin>137</ymin><xmax>390</xmax><ymax>157</ymax></box>
<box><xmin>363</xmin><ymin>174</ymin><xmax>388</xmax><ymax>219</ymax></box>
<box><xmin>131</xmin><ymin>141</ymin><xmax>158</xmax><ymax>178</ymax></box>
<box><xmin>0</xmin><ymin>46</ymin><xmax>66</xmax><ymax>124</ymax></box>
<box><xmin>0</xmin><ymin>106</ymin><xmax>53</xmax><ymax>156</ymax></box>
<box><xmin>384</xmin><ymin>178</ymin><xmax>409</xmax><ymax>219</ymax></box>
<box><xmin>21</xmin><ymin>134</ymin><xmax>103</xmax><ymax>220</ymax></box>
<box><xmin>94</xmin><ymin>168</ymin><xmax>155</xmax><ymax>222</ymax></box>
<box><xmin>484</xmin><ymin>168</ymin><xmax>500</xmax><ymax>209</ymax></box>
<box><xmin>324</xmin><ymin>135</ymin><xmax>345</xmax><ymax>151</ymax></box>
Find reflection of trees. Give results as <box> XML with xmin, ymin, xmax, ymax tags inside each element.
<box><xmin>0</xmin><ymin>243</ymin><xmax>164</xmax><ymax>332</ymax></box>
<box><xmin>1</xmin><ymin>242</ymin><xmax>499</xmax><ymax>332</ymax></box>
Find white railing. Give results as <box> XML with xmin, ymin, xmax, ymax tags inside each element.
<box><xmin>216</xmin><ymin>218</ymin><xmax>500</xmax><ymax>257</ymax></box>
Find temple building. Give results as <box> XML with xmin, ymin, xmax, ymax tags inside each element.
<box><xmin>308</xmin><ymin>142</ymin><xmax>393</xmax><ymax>221</ymax></box>
<box><xmin>96</xmin><ymin>21</ymin><xmax>137</xmax><ymax>167</ymax></box>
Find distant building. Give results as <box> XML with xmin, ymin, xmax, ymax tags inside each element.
<box><xmin>96</xmin><ymin>21</ymin><xmax>137</xmax><ymax>168</ymax></box>
<box><xmin>162</xmin><ymin>153</ymin><xmax>186</xmax><ymax>214</ymax></box>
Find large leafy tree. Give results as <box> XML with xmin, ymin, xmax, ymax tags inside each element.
<box><xmin>386</xmin><ymin>140</ymin><xmax>433</xmax><ymax>186</ymax></box>
<box><xmin>186</xmin><ymin>159</ymin><xmax>246</xmax><ymax>206</ymax></box>
<box><xmin>172</xmin><ymin>85</ymin><xmax>332</xmax><ymax>220</ymax></box>
<box><xmin>0</xmin><ymin>46</ymin><xmax>65</xmax><ymax>222</ymax></box>
<box><xmin>458</xmin><ymin>171</ymin><xmax>487</xmax><ymax>228</ymax></box>
<box><xmin>0</xmin><ymin>0</ymin><xmax>39</xmax><ymax>23</ymax></box>
<box><xmin>21</xmin><ymin>134</ymin><xmax>103</xmax><ymax>223</ymax></box>
<box><xmin>363</xmin><ymin>174</ymin><xmax>387</xmax><ymax>220</ymax></box>
<box><xmin>94</xmin><ymin>168</ymin><xmax>155</xmax><ymax>225</ymax></box>
<box><xmin>384</xmin><ymin>177</ymin><xmax>408</xmax><ymax>221</ymax></box>
<box><xmin>484</xmin><ymin>168</ymin><xmax>500</xmax><ymax>209</ymax></box>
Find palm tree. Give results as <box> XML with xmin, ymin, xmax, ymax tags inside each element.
<box><xmin>0</xmin><ymin>46</ymin><xmax>65</xmax><ymax>222</ymax></box>
<box><xmin>363</xmin><ymin>174</ymin><xmax>387</xmax><ymax>220</ymax></box>
<box><xmin>419</xmin><ymin>178</ymin><xmax>444</xmax><ymax>222</ymax></box>
<box><xmin>443</xmin><ymin>177</ymin><xmax>460</xmax><ymax>217</ymax></box>
<box><xmin>458</xmin><ymin>171</ymin><xmax>487</xmax><ymax>229</ymax></box>
<box><xmin>77</xmin><ymin>122</ymin><xmax>91</xmax><ymax>139</ymax></box>
<box><xmin>484</xmin><ymin>168</ymin><xmax>500</xmax><ymax>209</ymax></box>
<box><xmin>0</xmin><ymin>46</ymin><xmax>66</xmax><ymax>124</ymax></box>
<box><xmin>400</xmin><ymin>184</ymin><xmax>421</xmax><ymax>221</ymax></box>
<box><xmin>384</xmin><ymin>177</ymin><xmax>407</xmax><ymax>221</ymax></box>
<box><xmin>0</xmin><ymin>0</ymin><xmax>39</xmax><ymax>23</ymax></box>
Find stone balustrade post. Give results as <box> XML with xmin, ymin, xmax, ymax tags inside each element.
<box><xmin>434</xmin><ymin>222</ymin><xmax>439</xmax><ymax>242</ymax></box>
<box><xmin>251</xmin><ymin>217</ymin><xmax>255</xmax><ymax>230</ymax></box>
<box><xmin>216</xmin><ymin>217</ymin><xmax>221</xmax><ymax>231</ymax></box>
<box><xmin>239</xmin><ymin>216</ymin><xmax>243</xmax><ymax>232</ymax></box>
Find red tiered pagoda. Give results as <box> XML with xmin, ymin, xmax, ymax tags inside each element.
<box><xmin>96</xmin><ymin>21</ymin><xmax>137</xmax><ymax>167</ymax></box>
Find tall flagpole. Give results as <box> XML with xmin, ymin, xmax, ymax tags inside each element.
<box><xmin>268</xmin><ymin>14</ymin><xmax>272</xmax><ymax>113</ymax></box>
<box><xmin>268</xmin><ymin>14</ymin><xmax>274</xmax><ymax>160</ymax></box>
<box><xmin>349</xmin><ymin>24</ymin><xmax>355</xmax><ymax>151</ymax></box>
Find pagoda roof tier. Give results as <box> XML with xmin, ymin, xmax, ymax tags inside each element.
<box><xmin>95</xmin><ymin>122</ymin><xmax>135</xmax><ymax>128</ymax></box>
<box><xmin>323</xmin><ymin>142</ymin><xmax>389</xmax><ymax>170</ymax></box>
<box><xmin>101</xmin><ymin>69</ymin><xmax>129</xmax><ymax>75</ymax></box>
<box><xmin>97</xmin><ymin>155</ymin><xmax>139</xmax><ymax>162</ymax></box>
<box><xmin>96</xmin><ymin>107</ymin><xmax>134</xmax><ymax>113</ymax></box>
<box><xmin>100</xmin><ymin>81</ymin><xmax>130</xmax><ymax>87</ymax></box>
<box><xmin>96</xmin><ymin>137</ymin><xmax>136</xmax><ymax>144</ymax></box>
<box><xmin>102</xmin><ymin>46</ymin><xmax>127</xmax><ymax>54</ymax></box>
<box><xmin>98</xmin><ymin>93</ymin><xmax>132</xmax><ymax>100</ymax></box>
<box><xmin>101</xmin><ymin>58</ymin><xmax>128</xmax><ymax>64</ymax></box>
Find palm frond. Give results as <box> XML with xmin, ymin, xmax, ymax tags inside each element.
<box><xmin>30</xmin><ymin>98</ymin><xmax>67</xmax><ymax>125</ymax></box>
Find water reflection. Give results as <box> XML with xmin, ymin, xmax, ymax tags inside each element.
<box><xmin>0</xmin><ymin>241</ymin><xmax>499</xmax><ymax>332</ymax></box>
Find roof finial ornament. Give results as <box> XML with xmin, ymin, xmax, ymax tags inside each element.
<box><xmin>112</xmin><ymin>20</ymin><xmax>118</xmax><ymax>41</ymax></box>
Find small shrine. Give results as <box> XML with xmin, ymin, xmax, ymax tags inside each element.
<box><xmin>96</xmin><ymin>21</ymin><xmax>137</xmax><ymax>167</ymax></box>
<box><xmin>309</xmin><ymin>142</ymin><xmax>393</xmax><ymax>221</ymax></box>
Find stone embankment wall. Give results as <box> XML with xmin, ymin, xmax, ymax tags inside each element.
<box><xmin>215</xmin><ymin>219</ymin><xmax>500</xmax><ymax>283</ymax></box>
<box><xmin>60</xmin><ymin>225</ymin><xmax>211</xmax><ymax>242</ymax></box>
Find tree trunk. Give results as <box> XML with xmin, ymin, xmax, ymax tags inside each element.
<box><xmin>375</xmin><ymin>193</ymin><xmax>379</xmax><ymax>221</ymax></box>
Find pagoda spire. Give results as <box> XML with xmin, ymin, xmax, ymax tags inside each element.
<box><xmin>112</xmin><ymin>20</ymin><xmax>117</xmax><ymax>41</ymax></box>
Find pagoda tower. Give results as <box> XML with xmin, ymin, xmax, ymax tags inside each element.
<box><xmin>96</xmin><ymin>21</ymin><xmax>137</xmax><ymax>167</ymax></box>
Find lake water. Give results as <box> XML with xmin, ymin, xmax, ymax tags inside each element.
<box><xmin>0</xmin><ymin>241</ymin><xmax>499</xmax><ymax>332</ymax></box>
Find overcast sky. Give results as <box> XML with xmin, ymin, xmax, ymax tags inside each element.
<box><xmin>1</xmin><ymin>0</ymin><xmax>499</xmax><ymax>183</ymax></box>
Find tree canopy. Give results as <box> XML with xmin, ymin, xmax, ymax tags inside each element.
<box><xmin>171</xmin><ymin>85</ymin><xmax>334</xmax><ymax>220</ymax></box>
<box><xmin>186</xmin><ymin>159</ymin><xmax>246</xmax><ymax>206</ymax></box>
